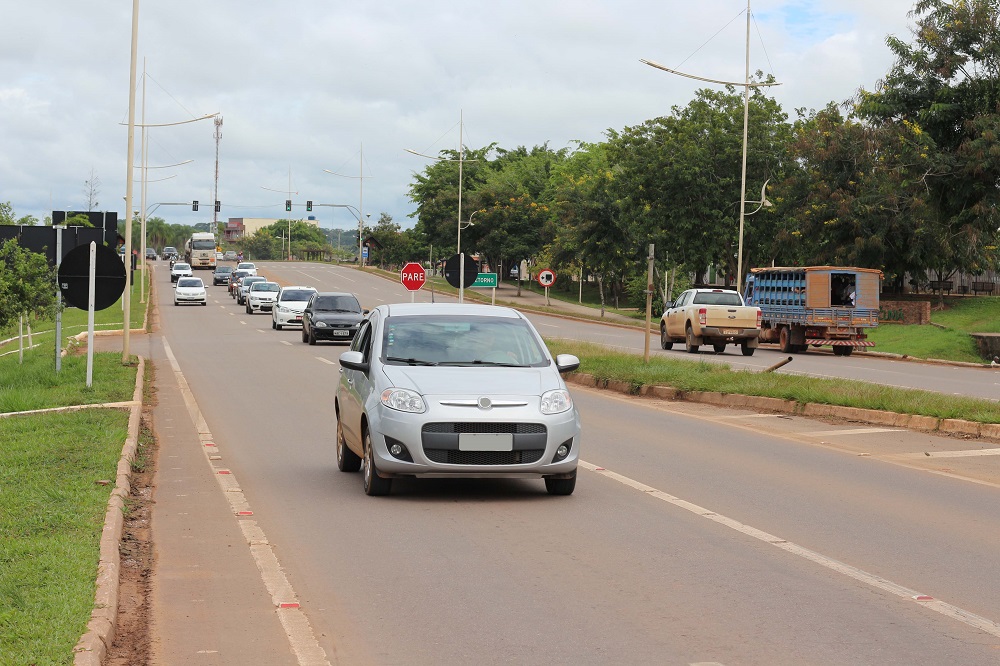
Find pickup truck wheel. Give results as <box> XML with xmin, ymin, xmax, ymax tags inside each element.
<box><xmin>741</xmin><ymin>341</ymin><xmax>755</xmax><ymax>356</ymax></box>
<box><xmin>685</xmin><ymin>325</ymin><xmax>700</xmax><ymax>353</ymax></box>
<box><xmin>712</xmin><ymin>343</ymin><xmax>726</xmax><ymax>354</ymax></box>
<box><xmin>779</xmin><ymin>326</ymin><xmax>794</xmax><ymax>353</ymax></box>
<box><xmin>659</xmin><ymin>325</ymin><xmax>673</xmax><ymax>350</ymax></box>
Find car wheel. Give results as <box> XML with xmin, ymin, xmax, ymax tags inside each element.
<box><xmin>201</xmin><ymin>302</ymin><xmax>207</xmax><ymax>306</ymax></box>
<box><xmin>741</xmin><ymin>341</ymin><xmax>755</xmax><ymax>356</ymax></box>
<box><xmin>308</xmin><ymin>329</ymin><xmax>317</xmax><ymax>345</ymax></box>
<box><xmin>173</xmin><ymin>300</ymin><xmax>178</xmax><ymax>306</ymax></box>
<box><xmin>337</xmin><ymin>417</ymin><xmax>362</xmax><ymax>473</ymax></box>
<box><xmin>659</xmin><ymin>324</ymin><xmax>673</xmax><ymax>350</ymax></box>
<box><xmin>362</xmin><ymin>429</ymin><xmax>391</xmax><ymax>496</ymax></box>
<box><xmin>712</xmin><ymin>343</ymin><xmax>726</xmax><ymax>354</ymax></box>
<box><xmin>272</xmin><ymin>319</ymin><xmax>279</xmax><ymax>330</ymax></box>
<box><xmin>684</xmin><ymin>325</ymin><xmax>700</xmax><ymax>353</ymax></box>
<box><xmin>545</xmin><ymin>469</ymin><xmax>577</xmax><ymax>496</ymax></box>
<box><xmin>246</xmin><ymin>304</ymin><xmax>251</xmax><ymax>314</ymax></box>
<box><xmin>301</xmin><ymin>327</ymin><xmax>309</xmax><ymax>343</ymax></box>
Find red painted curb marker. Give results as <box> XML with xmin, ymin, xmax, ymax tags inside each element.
<box><xmin>278</xmin><ymin>602</ymin><xmax>300</xmax><ymax>608</ymax></box>
<box><xmin>237</xmin><ymin>511</ymin><xmax>254</xmax><ymax>516</ymax></box>
<box><xmin>204</xmin><ymin>442</ymin><xmax>214</xmax><ymax>447</ymax></box>
<box><xmin>595</xmin><ymin>467</ymin><xmax>605</xmax><ymax>471</ymax></box>
<box><xmin>913</xmin><ymin>595</ymin><xmax>934</xmax><ymax>601</ymax></box>
<box><xmin>217</xmin><ymin>470</ymin><xmax>232</xmax><ymax>475</ymax></box>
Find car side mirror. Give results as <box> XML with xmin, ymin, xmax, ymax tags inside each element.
<box><xmin>339</xmin><ymin>350</ymin><xmax>369</xmax><ymax>373</ymax></box>
<box><xmin>663</xmin><ymin>301</ymin><xmax>673</xmax><ymax>309</ymax></box>
<box><xmin>555</xmin><ymin>354</ymin><xmax>580</xmax><ymax>374</ymax></box>
<box><xmin>363</xmin><ymin>309</ymin><xmax>370</xmax><ymax>315</ymax></box>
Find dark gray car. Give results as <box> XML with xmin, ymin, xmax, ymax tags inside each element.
<box><xmin>301</xmin><ymin>292</ymin><xmax>366</xmax><ymax>345</ymax></box>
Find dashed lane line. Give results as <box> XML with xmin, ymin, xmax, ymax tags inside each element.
<box><xmin>579</xmin><ymin>459</ymin><xmax>1000</xmax><ymax>639</ymax></box>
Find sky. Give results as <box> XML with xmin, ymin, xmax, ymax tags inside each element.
<box><xmin>1</xmin><ymin>0</ymin><xmax>919</xmax><ymax>235</ymax></box>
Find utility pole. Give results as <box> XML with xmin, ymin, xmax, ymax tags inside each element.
<box><xmin>213</xmin><ymin>115</ymin><xmax>223</xmax><ymax>227</ymax></box>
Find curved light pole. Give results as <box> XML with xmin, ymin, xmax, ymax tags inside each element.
<box><xmin>641</xmin><ymin>0</ymin><xmax>780</xmax><ymax>290</ymax></box>
<box><xmin>313</xmin><ymin>203</ymin><xmax>365</xmax><ymax>261</ymax></box>
<box><xmin>261</xmin><ymin>169</ymin><xmax>297</xmax><ymax>260</ymax></box>
<box><xmin>406</xmin><ymin>111</ymin><xmax>477</xmax><ymax>302</ymax></box>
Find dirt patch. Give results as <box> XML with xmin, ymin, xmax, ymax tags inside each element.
<box><xmin>105</xmin><ymin>390</ymin><xmax>158</xmax><ymax>664</ymax></box>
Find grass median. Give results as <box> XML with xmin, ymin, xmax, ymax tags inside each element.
<box><xmin>0</xmin><ymin>345</ymin><xmax>138</xmax><ymax>663</ymax></box>
<box><xmin>546</xmin><ymin>339</ymin><xmax>1000</xmax><ymax>424</ymax></box>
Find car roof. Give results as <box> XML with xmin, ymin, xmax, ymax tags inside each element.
<box><xmin>381</xmin><ymin>302</ymin><xmax>523</xmax><ymax>319</ymax></box>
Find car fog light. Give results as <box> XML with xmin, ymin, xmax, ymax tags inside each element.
<box><xmin>390</xmin><ymin>443</ymin><xmax>403</xmax><ymax>456</ymax></box>
<box><xmin>556</xmin><ymin>444</ymin><xmax>569</xmax><ymax>458</ymax></box>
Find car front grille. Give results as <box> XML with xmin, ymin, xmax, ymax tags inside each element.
<box><xmin>423</xmin><ymin>449</ymin><xmax>545</xmax><ymax>465</ymax></box>
<box><xmin>420</xmin><ymin>422</ymin><xmax>548</xmax><ymax>465</ymax></box>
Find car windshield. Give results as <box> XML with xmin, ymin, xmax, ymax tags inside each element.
<box><xmin>163</xmin><ymin>247</ymin><xmax>177</xmax><ymax>253</ymax></box>
<box><xmin>177</xmin><ymin>278</ymin><xmax>203</xmax><ymax>287</ymax></box>
<box><xmin>382</xmin><ymin>315</ymin><xmax>547</xmax><ymax>367</ymax></box>
<box><xmin>237</xmin><ymin>263</ymin><xmax>255</xmax><ymax>270</ymax></box>
<box><xmin>313</xmin><ymin>295</ymin><xmax>361</xmax><ymax>312</ymax></box>
<box><xmin>242</xmin><ymin>278</ymin><xmax>264</xmax><ymax>287</ymax></box>
<box><xmin>282</xmin><ymin>290</ymin><xmax>316</xmax><ymax>302</ymax></box>
<box><xmin>215</xmin><ymin>266</ymin><xmax>233</xmax><ymax>273</ymax></box>
<box><xmin>692</xmin><ymin>291</ymin><xmax>743</xmax><ymax>306</ymax></box>
<box><xmin>252</xmin><ymin>283</ymin><xmax>280</xmax><ymax>292</ymax></box>
<box><xmin>191</xmin><ymin>240</ymin><xmax>215</xmax><ymax>250</ymax></box>
<box><xmin>173</xmin><ymin>263</ymin><xmax>190</xmax><ymax>270</ymax></box>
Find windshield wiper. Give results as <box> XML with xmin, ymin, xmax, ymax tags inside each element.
<box><xmin>439</xmin><ymin>360</ymin><xmax>521</xmax><ymax>367</ymax></box>
<box><xmin>385</xmin><ymin>356</ymin><xmax>438</xmax><ymax>366</ymax></box>
<box><xmin>322</xmin><ymin>308</ymin><xmax>359</xmax><ymax>313</ymax></box>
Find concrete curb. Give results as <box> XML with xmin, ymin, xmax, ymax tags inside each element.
<box><xmin>71</xmin><ymin>356</ymin><xmax>144</xmax><ymax>665</ymax></box>
<box><xmin>566</xmin><ymin>372</ymin><xmax>999</xmax><ymax>442</ymax></box>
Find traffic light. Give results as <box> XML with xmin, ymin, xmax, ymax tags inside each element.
<box><xmin>214</xmin><ymin>200</ymin><xmax>221</xmax><ymax>212</ymax></box>
<box><xmin>306</xmin><ymin>200</ymin><xmax>313</xmax><ymax>212</ymax></box>
<box><xmin>192</xmin><ymin>200</ymin><xmax>199</xmax><ymax>211</ymax></box>
<box><xmin>285</xmin><ymin>199</ymin><xmax>292</xmax><ymax>212</ymax></box>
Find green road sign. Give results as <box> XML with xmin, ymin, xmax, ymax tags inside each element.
<box><xmin>471</xmin><ymin>272</ymin><xmax>497</xmax><ymax>288</ymax></box>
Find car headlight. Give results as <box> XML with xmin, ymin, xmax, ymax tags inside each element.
<box><xmin>380</xmin><ymin>388</ymin><xmax>426</xmax><ymax>413</ymax></box>
<box><xmin>316</xmin><ymin>321</ymin><xmax>328</xmax><ymax>328</ymax></box>
<box><xmin>540</xmin><ymin>389</ymin><xmax>573</xmax><ymax>415</ymax></box>
<box><xmin>278</xmin><ymin>306</ymin><xmax>290</xmax><ymax>313</ymax></box>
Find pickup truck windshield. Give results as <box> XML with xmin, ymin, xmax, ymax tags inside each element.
<box><xmin>693</xmin><ymin>292</ymin><xmax>743</xmax><ymax>306</ymax></box>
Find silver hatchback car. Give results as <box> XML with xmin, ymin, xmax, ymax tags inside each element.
<box><xmin>335</xmin><ymin>303</ymin><xmax>581</xmax><ymax>496</ymax></box>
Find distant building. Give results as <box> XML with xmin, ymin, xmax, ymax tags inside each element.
<box><xmin>224</xmin><ymin>217</ymin><xmax>319</xmax><ymax>242</ymax></box>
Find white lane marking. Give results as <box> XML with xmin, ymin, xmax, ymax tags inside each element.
<box><xmin>579</xmin><ymin>459</ymin><xmax>1000</xmax><ymax>639</ymax></box>
<box><xmin>805</xmin><ymin>428</ymin><xmax>904</xmax><ymax>437</ymax></box>
<box><xmin>316</xmin><ymin>357</ymin><xmax>336</xmax><ymax>365</ymax></box>
<box><xmin>535</xmin><ymin>322</ymin><xmax>560</xmax><ymax>328</ymax></box>
<box><xmin>918</xmin><ymin>448</ymin><xmax>1000</xmax><ymax>459</ymax></box>
<box><xmin>239</xmin><ymin>320</ymin><xmax>247</xmax><ymax>325</ymax></box>
<box><xmin>332</xmin><ymin>272</ymin><xmax>355</xmax><ymax>283</ymax></box>
<box><xmin>161</xmin><ymin>339</ymin><xmax>331</xmax><ymax>666</ymax></box>
<box><xmin>281</xmin><ymin>341</ymin><xmax>292</xmax><ymax>346</ymax></box>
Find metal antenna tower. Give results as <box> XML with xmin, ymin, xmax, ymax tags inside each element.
<box><xmin>212</xmin><ymin>115</ymin><xmax>223</xmax><ymax>225</ymax></box>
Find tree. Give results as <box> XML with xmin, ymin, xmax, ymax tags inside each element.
<box><xmin>0</xmin><ymin>239</ymin><xmax>58</xmax><ymax>331</ymax></box>
<box><xmin>241</xmin><ymin>229</ymin><xmax>279</xmax><ymax>260</ymax></box>
<box><xmin>84</xmin><ymin>168</ymin><xmax>100</xmax><ymax>211</ymax></box>
<box><xmin>854</xmin><ymin>0</ymin><xmax>1000</xmax><ymax>285</ymax></box>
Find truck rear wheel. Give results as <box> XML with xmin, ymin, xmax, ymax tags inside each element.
<box><xmin>833</xmin><ymin>346</ymin><xmax>854</xmax><ymax>356</ymax></box>
<box><xmin>685</xmin><ymin>325</ymin><xmax>700</xmax><ymax>353</ymax></box>
<box><xmin>741</xmin><ymin>341</ymin><xmax>755</xmax><ymax>356</ymax></box>
<box><xmin>779</xmin><ymin>326</ymin><xmax>794</xmax><ymax>353</ymax></box>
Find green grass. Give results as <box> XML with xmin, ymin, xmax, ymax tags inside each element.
<box><xmin>0</xmin><ymin>335</ymin><xmax>138</xmax><ymax>663</ymax></box>
<box><xmin>0</xmin><ymin>409</ymin><xmax>130</xmax><ymax>665</ymax></box>
<box><xmin>547</xmin><ymin>338</ymin><xmax>1000</xmax><ymax>423</ymax></box>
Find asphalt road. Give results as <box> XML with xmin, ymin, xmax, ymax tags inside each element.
<box><xmin>149</xmin><ymin>263</ymin><xmax>1000</xmax><ymax>665</ymax></box>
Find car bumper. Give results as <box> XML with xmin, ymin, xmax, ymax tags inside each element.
<box><xmin>274</xmin><ymin>310</ymin><xmax>305</xmax><ymax>326</ymax></box>
<box><xmin>175</xmin><ymin>295</ymin><xmax>206</xmax><ymax>303</ymax></box>
<box><xmin>249</xmin><ymin>300</ymin><xmax>276</xmax><ymax>311</ymax></box>
<box><xmin>311</xmin><ymin>325</ymin><xmax>358</xmax><ymax>341</ymax></box>
<box><xmin>368</xmin><ymin>403</ymin><xmax>581</xmax><ymax>478</ymax></box>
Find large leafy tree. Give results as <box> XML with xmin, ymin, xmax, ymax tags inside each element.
<box><xmin>608</xmin><ymin>80</ymin><xmax>791</xmax><ymax>285</ymax></box>
<box><xmin>854</xmin><ymin>0</ymin><xmax>1000</xmax><ymax>282</ymax></box>
<box><xmin>0</xmin><ymin>238</ymin><xmax>57</xmax><ymax>331</ymax></box>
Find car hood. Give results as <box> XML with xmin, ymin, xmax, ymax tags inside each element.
<box><xmin>379</xmin><ymin>364</ymin><xmax>559</xmax><ymax>397</ymax></box>
<box><xmin>278</xmin><ymin>301</ymin><xmax>310</xmax><ymax>311</ymax></box>
<box><xmin>311</xmin><ymin>311</ymin><xmax>363</xmax><ymax>324</ymax></box>
<box><xmin>251</xmin><ymin>292</ymin><xmax>278</xmax><ymax>299</ymax></box>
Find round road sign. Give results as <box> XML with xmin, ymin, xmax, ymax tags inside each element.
<box><xmin>400</xmin><ymin>262</ymin><xmax>426</xmax><ymax>291</ymax></box>
<box><xmin>537</xmin><ymin>268</ymin><xmax>556</xmax><ymax>287</ymax></box>
<box><xmin>58</xmin><ymin>242</ymin><xmax>127</xmax><ymax>311</ymax></box>
<box><xmin>444</xmin><ymin>253</ymin><xmax>479</xmax><ymax>289</ymax></box>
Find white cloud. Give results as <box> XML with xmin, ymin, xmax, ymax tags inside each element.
<box><xmin>0</xmin><ymin>0</ymin><xmax>918</xmax><ymax>230</ymax></box>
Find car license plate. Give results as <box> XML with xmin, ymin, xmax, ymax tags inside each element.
<box><xmin>333</xmin><ymin>330</ymin><xmax>349</xmax><ymax>336</ymax></box>
<box><xmin>293</xmin><ymin>316</ymin><xmax>302</xmax><ymax>321</ymax></box>
<box><xmin>459</xmin><ymin>433</ymin><xmax>513</xmax><ymax>452</ymax></box>
<box><xmin>722</xmin><ymin>329</ymin><xmax>738</xmax><ymax>335</ymax></box>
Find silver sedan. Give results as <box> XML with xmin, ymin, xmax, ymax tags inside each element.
<box><xmin>335</xmin><ymin>303</ymin><xmax>581</xmax><ymax>496</ymax></box>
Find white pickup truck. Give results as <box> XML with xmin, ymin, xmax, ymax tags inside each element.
<box><xmin>660</xmin><ymin>288</ymin><xmax>762</xmax><ymax>356</ymax></box>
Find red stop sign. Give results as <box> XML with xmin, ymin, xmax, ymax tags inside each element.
<box><xmin>400</xmin><ymin>262</ymin><xmax>426</xmax><ymax>291</ymax></box>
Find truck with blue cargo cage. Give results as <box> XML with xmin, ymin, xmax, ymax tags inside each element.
<box><xmin>743</xmin><ymin>266</ymin><xmax>882</xmax><ymax>356</ymax></box>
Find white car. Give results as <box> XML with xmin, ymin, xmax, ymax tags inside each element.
<box><xmin>173</xmin><ymin>277</ymin><xmax>207</xmax><ymax>306</ymax></box>
<box><xmin>272</xmin><ymin>286</ymin><xmax>318</xmax><ymax>329</ymax></box>
<box><xmin>246</xmin><ymin>281</ymin><xmax>280</xmax><ymax>314</ymax></box>
<box><xmin>170</xmin><ymin>262</ymin><xmax>193</xmax><ymax>283</ymax></box>
<box><xmin>236</xmin><ymin>262</ymin><xmax>257</xmax><ymax>276</ymax></box>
